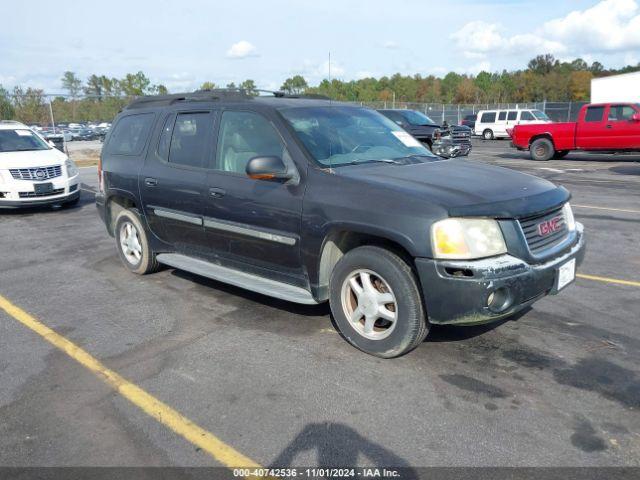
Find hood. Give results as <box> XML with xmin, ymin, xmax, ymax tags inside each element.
<box><xmin>336</xmin><ymin>159</ymin><xmax>569</xmax><ymax>219</ymax></box>
<box><xmin>0</xmin><ymin>148</ymin><xmax>67</xmax><ymax>169</ymax></box>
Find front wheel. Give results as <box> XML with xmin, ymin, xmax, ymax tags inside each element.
<box><xmin>329</xmin><ymin>246</ymin><xmax>429</xmax><ymax>358</ymax></box>
<box><xmin>114</xmin><ymin>209</ymin><xmax>160</xmax><ymax>274</ymax></box>
<box><xmin>483</xmin><ymin>129</ymin><xmax>494</xmax><ymax>140</ymax></box>
<box><xmin>530</xmin><ymin>138</ymin><xmax>555</xmax><ymax>161</ymax></box>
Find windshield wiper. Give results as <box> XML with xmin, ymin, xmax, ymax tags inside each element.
<box><xmin>366</xmin><ymin>158</ymin><xmax>401</xmax><ymax>165</ymax></box>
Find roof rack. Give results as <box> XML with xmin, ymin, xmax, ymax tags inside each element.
<box><xmin>124</xmin><ymin>88</ymin><xmax>332</xmax><ymax>110</ymax></box>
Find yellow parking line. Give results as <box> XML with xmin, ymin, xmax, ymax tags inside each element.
<box><xmin>573</xmin><ymin>204</ymin><xmax>640</xmax><ymax>214</ymax></box>
<box><xmin>577</xmin><ymin>274</ymin><xmax>640</xmax><ymax>288</ymax></box>
<box><xmin>0</xmin><ymin>294</ymin><xmax>261</xmax><ymax>469</ymax></box>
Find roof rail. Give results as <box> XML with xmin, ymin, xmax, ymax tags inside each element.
<box><xmin>124</xmin><ymin>88</ymin><xmax>332</xmax><ymax>110</ymax></box>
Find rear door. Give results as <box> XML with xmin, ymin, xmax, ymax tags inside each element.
<box><xmin>139</xmin><ymin>110</ymin><xmax>214</xmax><ymax>252</ymax></box>
<box><xmin>605</xmin><ymin>104</ymin><xmax>640</xmax><ymax>149</ymax></box>
<box><xmin>494</xmin><ymin>110</ymin><xmax>508</xmax><ymax>136</ymax></box>
<box><xmin>203</xmin><ymin>109</ymin><xmax>305</xmax><ymax>284</ymax></box>
<box><xmin>576</xmin><ymin>105</ymin><xmax>607</xmax><ymax>149</ymax></box>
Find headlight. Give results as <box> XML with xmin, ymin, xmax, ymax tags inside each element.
<box><xmin>562</xmin><ymin>203</ymin><xmax>576</xmax><ymax>231</ymax></box>
<box><xmin>431</xmin><ymin>218</ymin><xmax>507</xmax><ymax>259</ymax></box>
<box><xmin>65</xmin><ymin>159</ymin><xmax>79</xmax><ymax>177</ymax></box>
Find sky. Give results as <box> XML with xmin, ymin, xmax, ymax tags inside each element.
<box><xmin>1</xmin><ymin>0</ymin><xmax>639</xmax><ymax>94</ymax></box>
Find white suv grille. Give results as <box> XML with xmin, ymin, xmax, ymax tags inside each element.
<box><xmin>10</xmin><ymin>165</ymin><xmax>62</xmax><ymax>180</ymax></box>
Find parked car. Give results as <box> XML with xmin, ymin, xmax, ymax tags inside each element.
<box><xmin>378</xmin><ymin>109</ymin><xmax>472</xmax><ymax>157</ymax></box>
<box><xmin>96</xmin><ymin>91</ymin><xmax>585</xmax><ymax>358</ymax></box>
<box><xmin>510</xmin><ymin>103</ymin><xmax>640</xmax><ymax>160</ymax></box>
<box><xmin>39</xmin><ymin>130</ymin><xmax>66</xmax><ymax>152</ymax></box>
<box><xmin>75</xmin><ymin>128</ymin><xmax>99</xmax><ymax>141</ymax></box>
<box><xmin>461</xmin><ymin>114</ymin><xmax>476</xmax><ymax>130</ymax></box>
<box><xmin>0</xmin><ymin>121</ymin><xmax>80</xmax><ymax>208</ymax></box>
<box><xmin>475</xmin><ymin>109</ymin><xmax>551</xmax><ymax>140</ymax></box>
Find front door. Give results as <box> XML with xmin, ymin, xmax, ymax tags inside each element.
<box><xmin>139</xmin><ymin>110</ymin><xmax>215</xmax><ymax>253</ymax></box>
<box><xmin>494</xmin><ymin>110</ymin><xmax>508</xmax><ymax>136</ymax></box>
<box><xmin>604</xmin><ymin>104</ymin><xmax>640</xmax><ymax>149</ymax></box>
<box><xmin>203</xmin><ymin>109</ymin><xmax>305</xmax><ymax>285</ymax></box>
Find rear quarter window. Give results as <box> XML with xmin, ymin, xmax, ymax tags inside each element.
<box><xmin>107</xmin><ymin>113</ymin><xmax>155</xmax><ymax>156</ymax></box>
<box><xmin>584</xmin><ymin>106</ymin><xmax>605</xmax><ymax>123</ymax></box>
<box><xmin>480</xmin><ymin>112</ymin><xmax>496</xmax><ymax>123</ymax></box>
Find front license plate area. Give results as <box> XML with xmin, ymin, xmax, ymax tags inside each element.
<box><xmin>556</xmin><ymin>258</ymin><xmax>576</xmax><ymax>291</ymax></box>
<box><xmin>34</xmin><ymin>182</ymin><xmax>53</xmax><ymax>194</ymax></box>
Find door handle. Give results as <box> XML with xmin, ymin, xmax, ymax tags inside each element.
<box><xmin>209</xmin><ymin>187</ymin><xmax>226</xmax><ymax>198</ymax></box>
<box><xmin>145</xmin><ymin>177</ymin><xmax>158</xmax><ymax>186</ymax></box>
<box><xmin>606</xmin><ymin>124</ymin><xmax>613</xmax><ymax>129</ymax></box>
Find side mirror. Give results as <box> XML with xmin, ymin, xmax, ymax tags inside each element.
<box><xmin>631</xmin><ymin>113</ymin><xmax>640</xmax><ymax>122</ymax></box>
<box><xmin>246</xmin><ymin>156</ymin><xmax>292</xmax><ymax>181</ymax></box>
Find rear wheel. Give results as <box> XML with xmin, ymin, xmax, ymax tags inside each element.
<box><xmin>114</xmin><ymin>209</ymin><xmax>160</xmax><ymax>274</ymax></box>
<box><xmin>329</xmin><ymin>246</ymin><xmax>429</xmax><ymax>358</ymax></box>
<box><xmin>530</xmin><ymin>138</ymin><xmax>554</xmax><ymax>161</ymax></box>
<box><xmin>483</xmin><ymin>129</ymin><xmax>494</xmax><ymax>140</ymax></box>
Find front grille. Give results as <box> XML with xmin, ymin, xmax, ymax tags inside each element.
<box><xmin>451</xmin><ymin>130</ymin><xmax>472</xmax><ymax>146</ymax></box>
<box><xmin>519</xmin><ymin>207</ymin><xmax>568</xmax><ymax>255</ymax></box>
<box><xmin>10</xmin><ymin>165</ymin><xmax>62</xmax><ymax>180</ymax></box>
<box><xmin>19</xmin><ymin>188</ymin><xmax>65</xmax><ymax>198</ymax></box>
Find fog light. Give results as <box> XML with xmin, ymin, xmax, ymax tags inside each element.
<box><xmin>487</xmin><ymin>287</ymin><xmax>512</xmax><ymax>313</ymax></box>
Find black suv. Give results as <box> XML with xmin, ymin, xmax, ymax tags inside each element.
<box><xmin>96</xmin><ymin>90</ymin><xmax>585</xmax><ymax>358</ymax></box>
<box><xmin>378</xmin><ymin>109</ymin><xmax>472</xmax><ymax>157</ymax></box>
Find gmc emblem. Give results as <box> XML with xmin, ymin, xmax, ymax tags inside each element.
<box><xmin>538</xmin><ymin>216</ymin><xmax>562</xmax><ymax>236</ymax></box>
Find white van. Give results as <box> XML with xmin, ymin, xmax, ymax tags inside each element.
<box><xmin>474</xmin><ymin>109</ymin><xmax>551</xmax><ymax>140</ymax></box>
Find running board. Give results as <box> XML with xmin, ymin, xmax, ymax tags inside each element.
<box><xmin>156</xmin><ymin>253</ymin><xmax>318</xmax><ymax>305</ymax></box>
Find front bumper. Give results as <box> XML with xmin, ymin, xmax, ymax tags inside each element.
<box><xmin>415</xmin><ymin>224</ymin><xmax>586</xmax><ymax>325</ymax></box>
<box><xmin>432</xmin><ymin>141</ymin><xmax>472</xmax><ymax>158</ymax></box>
<box><xmin>0</xmin><ymin>171</ymin><xmax>80</xmax><ymax>208</ymax></box>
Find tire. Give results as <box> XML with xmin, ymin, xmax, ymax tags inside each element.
<box><xmin>530</xmin><ymin>138</ymin><xmax>555</xmax><ymax>161</ymax></box>
<box><xmin>553</xmin><ymin>150</ymin><xmax>569</xmax><ymax>159</ymax></box>
<box><xmin>329</xmin><ymin>246</ymin><xmax>429</xmax><ymax>358</ymax></box>
<box><xmin>483</xmin><ymin>129</ymin><xmax>494</xmax><ymax>140</ymax></box>
<box><xmin>114</xmin><ymin>208</ymin><xmax>160</xmax><ymax>275</ymax></box>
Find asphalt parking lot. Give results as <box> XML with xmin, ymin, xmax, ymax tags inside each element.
<box><xmin>1</xmin><ymin>139</ymin><xmax>639</xmax><ymax>469</ymax></box>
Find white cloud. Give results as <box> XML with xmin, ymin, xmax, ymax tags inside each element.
<box><xmin>451</xmin><ymin>21</ymin><xmax>565</xmax><ymax>58</ymax></box>
<box><xmin>355</xmin><ymin>70</ymin><xmax>374</xmax><ymax>79</ymax></box>
<box><xmin>451</xmin><ymin>0</ymin><xmax>640</xmax><ymax>61</ymax></box>
<box><xmin>226</xmin><ymin>41</ymin><xmax>258</xmax><ymax>59</ymax></box>
<box><xmin>382</xmin><ymin>40</ymin><xmax>399</xmax><ymax>50</ymax></box>
<box><xmin>542</xmin><ymin>0</ymin><xmax>640</xmax><ymax>52</ymax></box>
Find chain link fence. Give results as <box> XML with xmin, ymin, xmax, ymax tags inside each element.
<box><xmin>352</xmin><ymin>101</ymin><xmax>590</xmax><ymax>124</ymax></box>
<box><xmin>2</xmin><ymin>92</ymin><xmax>589</xmax><ymax>126</ymax></box>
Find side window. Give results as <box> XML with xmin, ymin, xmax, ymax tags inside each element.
<box><xmin>507</xmin><ymin>111</ymin><xmax>517</xmax><ymax>121</ymax></box>
<box><xmin>585</xmin><ymin>106</ymin><xmax>605</xmax><ymax>122</ymax></box>
<box><xmin>480</xmin><ymin>112</ymin><xmax>496</xmax><ymax>123</ymax></box>
<box><xmin>168</xmin><ymin>112</ymin><xmax>213</xmax><ymax>168</ymax></box>
<box><xmin>157</xmin><ymin>114</ymin><xmax>175</xmax><ymax>160</ymax></box>
<box><xmin>520</xmin><ymin>111</ymin><xmax>535</xmax><ymax>121</ymax></box>
<box><xmin>216</xmin><ymin>111</ymin><xmax>285</xmax><ymax>174</ymax></box>
<box><xmin>608</xmin><ymin>105</ymin><xmax>636</xmax><ymax>121</ymax></box>
<box><xmin>498</xmin><ymin>111</ymin><xmax>507</xmax><ymax>121</ymax></box>
<box><xmin>108</xmin><ymin>113</ymin><xmax>154</xmax><ymax>155</ymax></box>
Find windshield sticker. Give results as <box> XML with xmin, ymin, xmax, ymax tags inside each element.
<box><xmin>391</xmin><ymin>131</ymin><xmax>422</xmax><ymax>148</ymax></box>
<box><xmin>16</xmin><ymin>130</ymin><xmax>34</xmax><ymax>136</ymax></box>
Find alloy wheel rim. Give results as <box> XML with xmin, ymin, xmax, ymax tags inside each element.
<box><xmin>341</xmin><ymin>269</ymin><xmax>398</xmax><ymax>340</ymax></box>
<box><xmin>119</xmin><ymin>221</ymin><xmax>142</xmax><ymax>265</ymax></box>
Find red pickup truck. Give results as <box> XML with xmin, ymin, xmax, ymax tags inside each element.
<box><xmin>510</xmin><ymin>103</ymin><xmax>640</xmax><ymax>160</ymax></box>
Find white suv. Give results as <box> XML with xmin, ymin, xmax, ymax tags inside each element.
<box><xmin>0</xmin><ymin>121</ymin><xmax>80</xmax><ymax>208</ymax></box>
<box><xmin>475</xmin><ymin>109</ymin><xmax>551</xmax><ymax>140</ymax></box>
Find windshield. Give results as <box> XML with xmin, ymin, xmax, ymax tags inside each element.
<box><xmin>0</xmin><ymin>129</ymin><xmax>51</xmax><ymax>153</ymax></box>
<box><xmin>280</xmin><ymin>106</ymin><xmax>435</xmax><ymax>167</ymax></box>
<box><xmin>532</xmin><ymin>110</ymin><xmax>550</xmax><ymax>121</ymax></box>
<box><xmin>400</xmin><ymin>110</ymin><xmax>437</xmax><ymax>126</ymax></box>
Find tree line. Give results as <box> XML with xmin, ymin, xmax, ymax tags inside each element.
<box><xmin>1</xmin><ymin>55</ymin><xmax>638</xmax><ymax>124</ymax></box>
